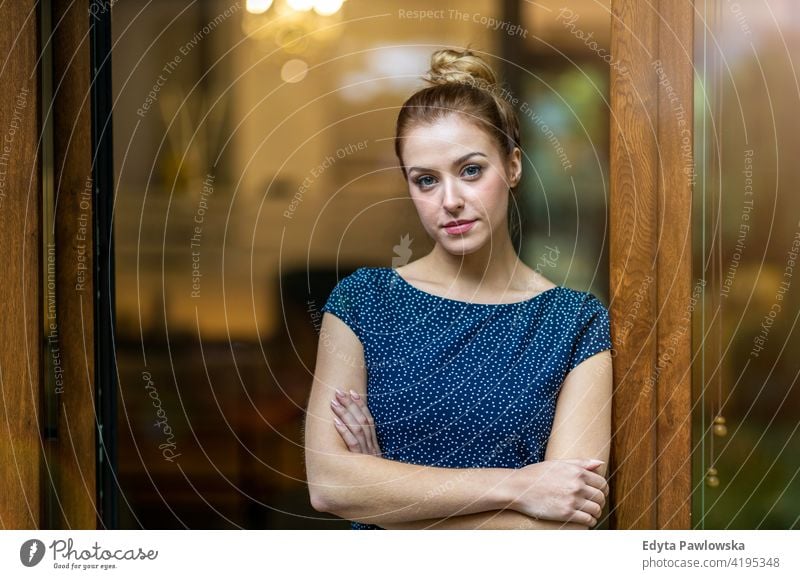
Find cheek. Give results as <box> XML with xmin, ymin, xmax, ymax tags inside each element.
<box><xmin>494</xmin><ymin>189</ymin><xmax>510</xmax><ymax>217</ymax></box>
<box><xmin>409</xmin><ymin>195</ymin><xmax>438</xmax><ymax>226</ymax></box>
<box><xmin>473</xmin><ymin>181</ymin><xmax>508</xmax><ymax>219</ymax></box>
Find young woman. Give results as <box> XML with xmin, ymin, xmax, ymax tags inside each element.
<box><xmin>304</xmin><ymin>47</ymin><xmax>612</xmax><ymax>530</ymax></box>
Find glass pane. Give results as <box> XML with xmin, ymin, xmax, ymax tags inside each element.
<box><xmin>693</xmin><ymin>0</ymin><xmax>800</xmax><ymax>529</ymax></box>
<box><xmin>110</xmin><ymin>0</ymin><xmax>611</xmax><ymax>529</ymax></box>
<box><xmin>522</xmin><ymin>63</ymin><xmax>609</xmax><ymax>299</ymax></box>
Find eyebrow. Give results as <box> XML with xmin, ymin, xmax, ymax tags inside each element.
<box><xmin>407</xmin><ymin>152</ymin><xmax>488</xmax><ymax>174</ymax></box>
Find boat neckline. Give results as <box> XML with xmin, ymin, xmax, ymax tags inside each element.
<box><xmin>385</xmin><ymin>267</ymin><xmax>563</xmax><ymax>306</ymax></box>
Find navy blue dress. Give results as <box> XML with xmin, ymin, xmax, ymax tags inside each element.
<box><xmin>319</xmin><ymin>266</ymin><xmax>613</xmax><ymax>529</ymax></box>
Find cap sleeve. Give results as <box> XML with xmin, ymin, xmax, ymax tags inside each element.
<box><xmin>566</xmin><ymin>293</ymin><xmax>612</xmax><ymax>372</ymax></box>
<box><xmin>320</xmin><ymin>269</ymin><xmax>364</xmax><ymax>340</ymax></box>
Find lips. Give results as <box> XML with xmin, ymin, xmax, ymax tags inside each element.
<box><xmin>442</xmin><ymin>219</ymin><xmax>477</xmax><ymax>235</ymax></box>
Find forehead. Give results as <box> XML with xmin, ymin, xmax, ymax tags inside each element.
<box><xmin>402</xmin><ymin>114</ymin><xmax>497</xmax><ymax>166</ymax></box>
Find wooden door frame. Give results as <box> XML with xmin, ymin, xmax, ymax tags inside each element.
<box><xmin>0</xmin><ymin>0</ymin><xmax>42</xmax><ymax>529</ymax></box>
<box><xmin>609</xmin><ymin>0</ymin><xmax>694</xmax><ymax>529</ymax></box>
<box><xmin>1</xmin><ymin>0</ymin><xmax>116</xmax><ymax>529</ymax></box>
<box><xmin>50</xmin><ymin>0</ymin><xmax>99</xmax><ymax>530</ymax></box>
<box><xmin>1</xmin><ymin>0</ymin><xmax>695</xmax><ymax>530</ymax></box>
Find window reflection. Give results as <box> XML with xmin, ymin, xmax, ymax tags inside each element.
<box><xmin>693</xmin><ymin>0</ymin><xmax>800</xmax><ymax>529</ymax></box>
<box><xmin>111</xmin><ymin>0</ymin><xmax>612</xmax><ymax>528</ymax></box>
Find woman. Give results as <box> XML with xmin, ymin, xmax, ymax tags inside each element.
<box><xmin>304</xmin><ymin>47</ymin><xmax>612</xmax><ymax>530</ymax></box>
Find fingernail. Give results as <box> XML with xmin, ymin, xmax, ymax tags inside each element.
<box><xmin>331</xmin><ymin>399</ymin><xmax>341</xmax><ymax>407</ymax></box>
<box><xmin>334</xmin><ymin>418</ymin><xmax>342</xmax><ymax>426</ymax></box>
<box><xmin>349</xmin><ymin>389</ymin><xmax>360</xmax><ymax>399</ymax></box>
<box><xmin>335</xmin><ymin>388</ymin><xmax>345</xmax><ymax>397</ymax></box>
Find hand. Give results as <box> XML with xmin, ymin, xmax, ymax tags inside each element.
<box><xmin>503</xmin><ymin>459</ymin><xmax>609</xmax><ymax>527</ymax></box>
<box><xmin>329</xmin><ymin>388</ymin><xmax>381</xmax><ymax>457</ymax></box>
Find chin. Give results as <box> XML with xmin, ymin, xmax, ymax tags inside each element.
<box><xmin>438</xmin><ymin>234</ymin><xmax>485</xmax><ymax>255</ymax></box>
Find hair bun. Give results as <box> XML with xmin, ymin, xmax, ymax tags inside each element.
<box><xmin>425</xmin><ymin>47</ymin><xmax>498</xmax><ymax>91</ymax></box>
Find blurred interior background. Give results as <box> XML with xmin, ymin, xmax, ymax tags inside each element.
<box><xmin>691</xmin><ymin>0</ymin><xmax>800</xmax><ymax>529</ymax></box>
<box><xmin>108</xmin><ymin>0</ymin><xmax>798</xmax><ymax>529</ymax></box>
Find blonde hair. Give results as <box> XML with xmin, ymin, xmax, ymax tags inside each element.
<box><xmin>395</xmin><ymin>47</ymin><xmax>524</xmax><ymax>246</ymax></box>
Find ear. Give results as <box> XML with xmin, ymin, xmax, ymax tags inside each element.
<box><xmin>507</xmin><ymin>147</ymin><xmax>522</xmax><ymax>187</ymax></box>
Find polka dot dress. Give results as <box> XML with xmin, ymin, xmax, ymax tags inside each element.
<box><xmin>319</xmin><ymin>267</ymin><xmax>613</xmax><ymax>530</ymax></box>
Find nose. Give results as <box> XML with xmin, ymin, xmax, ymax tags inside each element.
<box><xmin>441</xmin><ymin>176</ymin><xmax>464</xmax><ymax>214</ymax></box>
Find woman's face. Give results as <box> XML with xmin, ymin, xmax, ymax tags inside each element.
<box><xmin>401</xmin><ymin>114</ymin><xmax>521</xmax><ymax>255</ymax></box>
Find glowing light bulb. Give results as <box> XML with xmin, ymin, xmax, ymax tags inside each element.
<box><xmin>313</xmin><ymin>0</ymin><xmax>343</xmax><ymax>16</ymax></box>
<box><xmin>287</xmin><ymin>0</ymin><xmax>314</xmax><ymax>11</ymax></box>
<box><xmin>245</xmin><ymin>0</ymin><xmax>273</xmax><ymax>14</ymax></box>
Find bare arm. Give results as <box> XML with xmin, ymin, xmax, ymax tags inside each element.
<box><xmin>544</xmin><ymin>350</ymin><xmax>611</xmax><ymax>474</ymax></box>
<box><xmin>307</xmin><ymin>312</ymin><xmax>608</xmax><ymax>528</ymax></box>
<box><xmin>381</xmin><ymin>350</ymin><xmax>613</xmax><ymax>530</ymax></box>
<box><xmin>381</xmin><ymin>511</ymin><xmax>588</xmax><ymax>530</ymax></box>
<box><xmin>543</xmin><ymin>349</ymin><xmax>612</xmax><ymax>519</ymax></box>
<box><xmin>305</xmin><ymin>312</ymin><xmax>514</xmax><ymax>526</ymax></box>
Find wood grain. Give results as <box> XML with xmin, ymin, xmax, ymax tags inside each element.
<box><xmin>610</xmin><ymin>0</ymin><xmax>659</xmax><ymax>530</ymax></box>
<box><xmin>52</xmin><ymin>0</ymin><xmax>97</xmax><ymax>529</ymax></box>
<box><xmin>0</xmin><ymin>0</ymin><xmax>41</xmax><ymax>529</ymax></box>
<box><xmin>609</xmin><ymin>0</ymin><xmax>693</xmax><ymax>529</ymax></box>
<box><xmin>655</xmin><ymin>0</ymin><xmax>693</xmax><ymax>530</ymax></box>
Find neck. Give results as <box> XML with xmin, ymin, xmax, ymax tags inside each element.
<box><xmin>428</xmin><ymin>225</ymin><xmax>523</xmax><ymax>290</ymax></box>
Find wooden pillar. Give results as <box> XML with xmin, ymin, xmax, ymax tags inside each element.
<box><xmin>609</xmin><ymin>0</ymin><xmax>694</xmax><ymax>529</ymax></box>
<box><xmin>0</xmin><ymin>0</ymin><xmax>99</xmax><ymax>529</ymax></box>
<box><xmin>0</xmin><ymin>0</ymin><xmax>42</xmax><ymax>528</ymax></box>
<box><xmin>52</xmin><ymin>0</ymin><xmax>97</xmax><ymax>529</ymax></box>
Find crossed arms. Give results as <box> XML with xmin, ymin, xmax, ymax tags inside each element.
<box><xmin>303</xmin><ymin>312</ymin><xmax>612</xmax><ymax>529</ymax></box>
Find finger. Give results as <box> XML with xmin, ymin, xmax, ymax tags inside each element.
<box><xmin>335</xmin><ymin>392</ymin><xmax>373</xmax><ymax>454</ymax></box>
<box><xmin>333</xmin><ymin>418</ymin><xmax>362</xmax><ymax>453</ymax></box>
<box><xmin>565</xmin><ymin>509</ymin><xmax>596</xmax><ymax>528</ymax></box>
<box><xmin>580</xmin><ymin>485</ymin><xmax>606</xmax><ymax>510</ymax></box>
<box><xmin>349</xmin><ymin>390</ymin><xmax>376</xmax><ymax>427</ymax></box>
<box><xmin>338</xmin><ymin>392</ymin><xmax>375</xmax><ymax>455</ymax></box>
<box><xmin>575</xmin><ymin>494</ymin><xmax>603</xmax><ymax>519</ymax></box>
<box><xmin>331</xmin><ymin>398</ymin><xmax>370</xmax><ymax>452</ymax></box>
<box><xmin>348</xmin><ymin>391</ymin><xmax>380</xmax><ymax>455</ymax></box>
<box><xmin>558</xmin><ymin>461</ymin><xmax>607</xmax><ymax>496</ymax></box>
<box><xmin>581</xmin><ymin>470</ymin><xmax>608</xmax><ymax>494</ymax></box>
<box><xmin>330</xmin><ymin>398</ymin><xmax>366</xmax><ymax>449</ymax></box>
<box><xmin>576</xmin><ymin>484</ymin><xmax>605</xmax><ymax>513</ymax></box>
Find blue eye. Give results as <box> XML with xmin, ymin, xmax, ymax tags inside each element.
<box><xmin>463</xmin><ymin>164</ymin><xmax>482</xmax><ymax>177</ymax></box>
<box><xmin>415</xmin><ymin>175</ymin><xmax>436</xmax><ymax>189</ymax></box>
<box><xmin>413</xmin><ymin>165</ymin><xmax>481</xmax><ymax>190</ymax></box>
